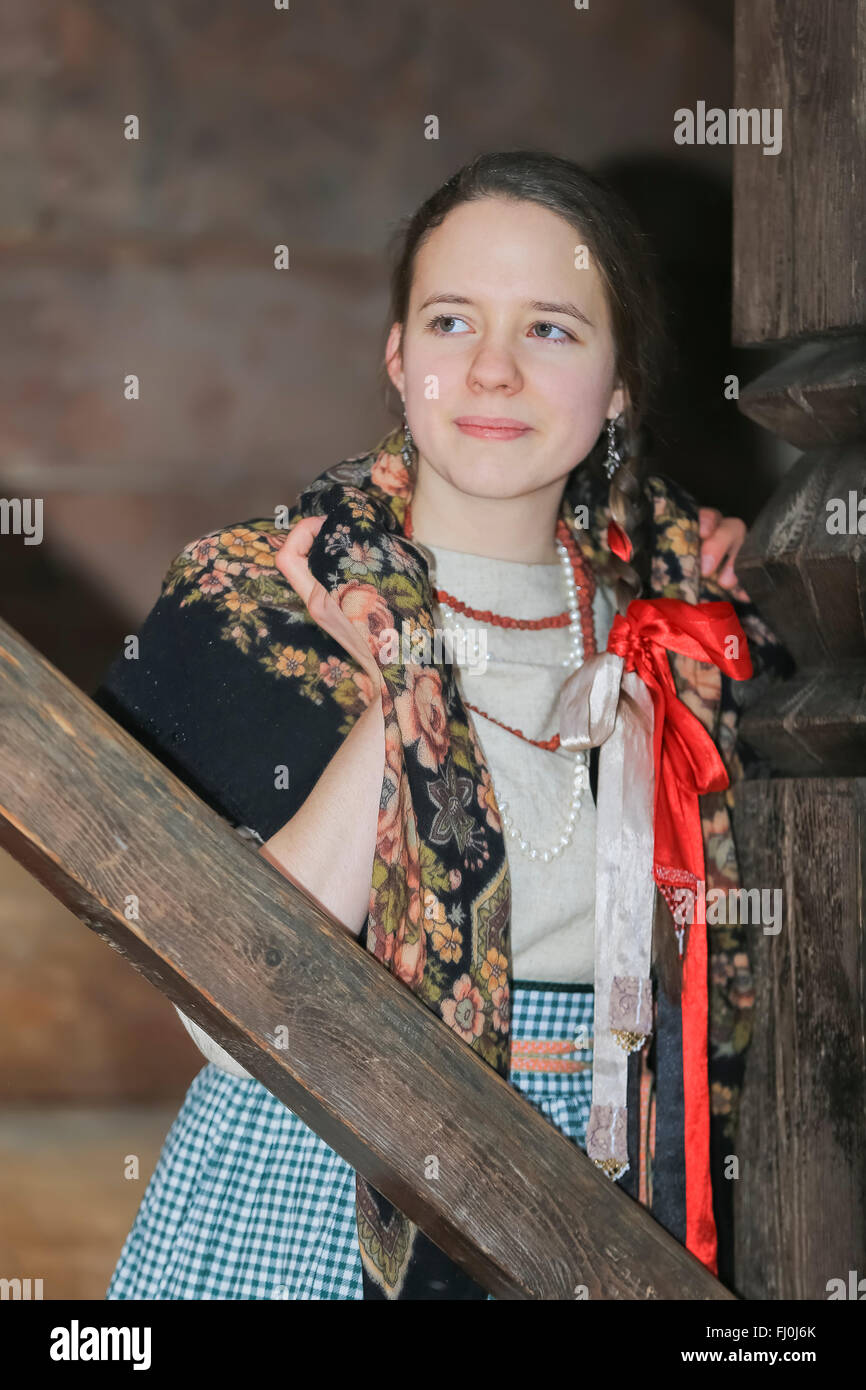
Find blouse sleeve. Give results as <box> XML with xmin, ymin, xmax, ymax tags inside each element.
<box><xmin>173</xmin><ymin>1006</ymin><xmax>255</xmax><ymax>1078</ymax></box>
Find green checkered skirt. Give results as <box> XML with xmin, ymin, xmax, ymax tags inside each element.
<box><xmin>106</xmin><ymin>981</ymin><xmax>593</xmax><ymax>1300</ymax></box>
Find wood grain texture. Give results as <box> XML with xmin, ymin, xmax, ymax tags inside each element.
<box><xmin>738</xmin><ymin>667</ymin><xmax>866</xmax><ymax>777</ymax></box>
<box><xmin>0</xmin><ymin>616</ymin><xmax>731</xmax><ymax>1300</ymax></box>
<box><xmin>733</xmin><ymin>441</ymin><xmax>866</xmax><ymax>773</ymax></box>
<box><xmin>738</xmin><ymin>338</ymin><xmax>866</xmax><ymax>448</ymax></box>
<box><xmin>732</xmin><ymin>779</ymin><xmax>866</xmax><ymax>1299</ymax></box>
<box><xmin>732</xmin><ymin>0</ymin><xmax>866</xmax><ymax>346</ymax></box>
<box><xmin>734</xmin><ymin>445</ymin><xmax>866</xmax><ymax>666</ymax></box>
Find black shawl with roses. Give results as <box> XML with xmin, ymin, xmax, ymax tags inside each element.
<box><xmin>93</xmin><ymin>423</ymin><xmax>792</xmax><ymax>1297</ymax></box>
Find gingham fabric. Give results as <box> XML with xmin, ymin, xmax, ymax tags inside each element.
<box><xmin>106</xmin><ymin>982</ymin><xmax>593</xmax><ymax>1301</ymax></box>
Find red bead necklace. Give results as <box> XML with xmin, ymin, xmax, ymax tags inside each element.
<box><xmin>402</xmin><ymin>502</ymin><xmax>597</xmax><ymax>751</ymax></box>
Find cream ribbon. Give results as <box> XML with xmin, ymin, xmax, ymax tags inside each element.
<box><xmin>558</xmin><ymin>651</ymin><xmax>656</xmax><ymax>1179</ymax></box>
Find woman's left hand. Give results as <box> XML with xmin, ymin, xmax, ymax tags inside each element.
<box><xmin>698</xmin><ymin>508</ymin><xmax>750</xmax><ymax>601</ymax></box>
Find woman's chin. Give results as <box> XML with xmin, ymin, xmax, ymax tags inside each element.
<box><xmin>432</xmin><ymin>456</ymin><xmax>565</xmax><ymax>502</ymax></box>
<box><xmin>436</xmin><ymin>469</ymin><xmax>538</xmax><ymax>501</ymax></box>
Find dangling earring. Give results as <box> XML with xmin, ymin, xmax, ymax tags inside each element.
<box><xmin>604</xmin><ymin>412</ymin><xmax>626</xmax><ymax>481</ymax></box>
<box><xmin>401</xmin><ymin>405</ymin><xmax>415</xmax><ymax>468</ymax></box>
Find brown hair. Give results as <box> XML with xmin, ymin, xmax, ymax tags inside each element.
<box><xmin>381</xmin><ymin>149</ymin><xmax>681</xmax><ymax>996</ymax></box>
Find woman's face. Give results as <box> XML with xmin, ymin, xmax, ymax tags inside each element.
<box><xmin>385</xmin><ymin>195</ymin><xmax>626</xmax><ymax>503</ymax></box>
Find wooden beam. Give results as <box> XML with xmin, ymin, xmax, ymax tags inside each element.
<box><xmin>732</xmin><ymin>780</ymin><xmax>866</xmax><ymax>1298</ymax></box>
<box><xmin>0</xmin><ymin>615</ymin><xmax>731</xmax><ymax>1300</ymax></box>
<box><xmin>732</xmin><ymin>0</ymin><xmax>866</xmax><ymax>345</ymax></box>
<box><xmin>730</xmin><ymin>0</ymin><xmax>866</xmax><ymax>778</ymax></box>
<box><xmin>731</xmin><ymin>0</ymin><xmax>866</xmax><ymax>1297</ymax></box>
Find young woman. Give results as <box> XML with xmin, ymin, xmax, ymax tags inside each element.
<box><xmin>97</xmin><ymin>150</ymin><xmax>788</xmax><ymax>1301</ymax></box>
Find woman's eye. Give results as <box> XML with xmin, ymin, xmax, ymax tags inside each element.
<box><xmin>425</xmin><ymin>314</ymin><xmax>575</xmax><ymax>343</ymax></box>
<box><xmin>531</xmin><ymin>321</ymin><xmax>573</xmax><ymax>343</ymax></box>
<box><xmin>427</xmin><ymin>314</ymin><xmax>471</xmax><ymax>335</ymax></box>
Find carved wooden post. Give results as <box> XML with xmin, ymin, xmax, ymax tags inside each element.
<box><xmin>730</xmin><ymin>0</ymin><xmax>866</xmax><ymax>1299</ymax></box>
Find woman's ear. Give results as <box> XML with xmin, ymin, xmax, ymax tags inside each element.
<box><xmin>607</xmin><ymin>382</ymin><xmax>628</xmax><ymax>420</ymax></box>
<box><xmin>384</xmin><ymin>322</ymin><xmax>405</xmax><ymax>397</ymax></box>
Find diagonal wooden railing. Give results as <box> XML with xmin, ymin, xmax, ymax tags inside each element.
<box><xmin>0</xmin><ymin>615</ymin><xmax>732</xmax><ymax>1300</ymax></box>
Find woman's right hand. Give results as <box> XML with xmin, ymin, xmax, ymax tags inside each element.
<box><xmin>267</xmin><ymin>514</ymin><xmax>387</xmax><ymax>938</ymax></box>
<box><xmin>275</xmin><ymin>516</ymin><xmax>384</xmax><ymax>698</ymax></box>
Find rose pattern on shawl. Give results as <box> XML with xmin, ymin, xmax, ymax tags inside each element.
<box><xmin>154</xmin><ymin>421</ymin><xmax>792</xmax><ymax>1295</ymax></box>
<box><xmin>365</xmin><ymin>726</ymin><xmax>427</xmax><ymax>989</ymax></box>
<box><xmin>376</xmin><ymin>719</ymin><xmax>407</xmax><ymax>866</ymax></box>
<box><xmin>333</xmin><ymin>578</ymin><xmax>394</xmax><ymax>651</ymax></box>
<box><xmin>371</xmin><ymin>449</ymin><xmax>412</xmax><ymax>499</ymax></box>
<box><xmin>393</xmin><ymin>666</ymin><xmax>450</xmax><ymax>773</ymax></box>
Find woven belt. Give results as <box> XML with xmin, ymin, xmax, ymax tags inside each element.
<box><xmin>510</xmin><ymin>1033</ymin><xmax>593</xmax><ymax>1073</ymax></box>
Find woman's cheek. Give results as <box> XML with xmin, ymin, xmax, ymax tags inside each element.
<box><xmin>555</xmin><ymin>360</ymin><xmax>617</xmax><ymax>445</ymax></box>
<box><xmin>539</xmin><ymin>379</ymin><xmax>597</xmax><ymax>449</ymax></box>
<box><xmin>409</xmin><ymin>350</ymin><xmax>462</xmax><ymax>411</ymax></box>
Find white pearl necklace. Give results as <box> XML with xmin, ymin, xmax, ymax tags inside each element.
<box><xmin>496</xmin><ymin>749</ymin><xmax>589</xmax><ymax>863</ymax></box>
<box><xmin>437</xmin><ymin>536</ymin><xmax>591</xmax><ymax>863</ymax></box>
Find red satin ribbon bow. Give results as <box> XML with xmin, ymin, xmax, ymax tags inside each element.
<box><xmin>606</xmin><ymin>597</ymin><xmax>753</xmax><ymax>1275</ymax></box>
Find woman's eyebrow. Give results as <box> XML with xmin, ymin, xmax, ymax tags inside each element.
<box><xmin>417</xmin><ymin>292</ymin><xmax>594</xmax><ymax>329</ymax></box>
<box><xmin>531</xmin><ymin>299</ymin><xmax>594</xmax><ymax>329</ymax></box>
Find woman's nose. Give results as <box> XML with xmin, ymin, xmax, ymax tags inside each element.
<box><xmin>466</xmin><ymin>343</ymin><xmax>523</xmax><ymax>391</ymax></box>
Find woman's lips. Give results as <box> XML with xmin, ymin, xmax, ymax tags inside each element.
<box><xmin>454</xmin><ymin>417</ymin><xmax>532</xmax><ymax>441</ymax></box>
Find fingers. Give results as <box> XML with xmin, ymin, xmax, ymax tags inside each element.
<box><xmin>719</xmin><ymin>563</ymin><xmax>751</xmax><ymax>601</ymax></box>
<box><xmin>698</xmin><ymin>506</ymin><xmax>722</xmax><ymax>539</ymax></box>
<box><xmin>698</xmin><ymin>513</ymin><xmax>750</xmax><ymax>598</ymax></box>
<box><xmin>719</xmin><ymin>557</ymin><xmax>738</xmax><ymax>589</ymax></box>
<box><xmin>274</xmin><ymin>516</ymin><xmax>326</xmax><ymax>606</ymax></box>
<box><xmin>701</xmin><ymin>515</ymin><xmax>746</xmax><ymax>577</ymax></box>
<box><xmin>275</xmin><ymin>514</ymin><xmax>384</xmax><ymax>696</ymax></box>
<box><xmin>275</xmin><ymin>516</ymin><xmax>325</xmax><ymax>570</ymax></box>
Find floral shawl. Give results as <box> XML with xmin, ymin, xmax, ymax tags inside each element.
<box><xmin>93</xmin><ymin>422</ymin><xmax>791</xmax><ymax>1298</ymax></box>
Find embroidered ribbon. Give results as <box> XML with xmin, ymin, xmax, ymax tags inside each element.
<box><xmin>559</xmin><ymin>596</ymin><xmax>752</xmax><ymax>1275</ymax></box>
<box><xmin>559</xmin><ymin>653</ymin><xmax>656</xmax><ymax>1184</ymax></box>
